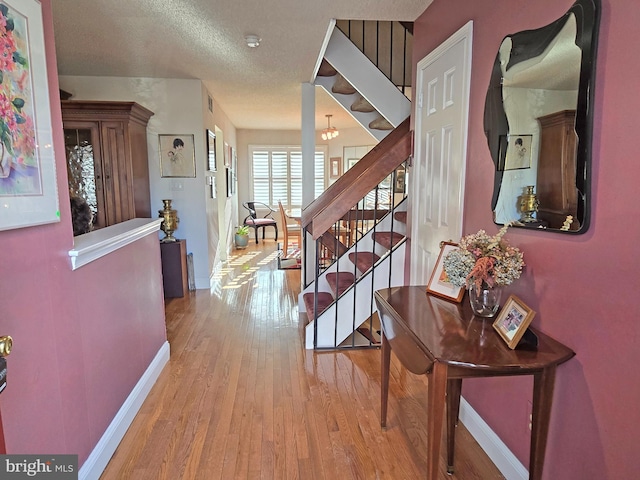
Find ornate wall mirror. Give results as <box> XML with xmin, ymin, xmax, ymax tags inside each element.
<box><xmin>484</xmin><ymin>0</ymin><xmax>600</xmax><ymax>233</ymax></box>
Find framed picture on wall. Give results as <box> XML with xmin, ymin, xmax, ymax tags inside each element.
<box><xmin>0</xmin><ymin>0</ymin><xmax>60</xmax><ymax>231</ymax></box>
<box><xmin>159</xmin><ymin>134</ymin><xmax>196</xmax><ymax>178</ymax></box>
<box><xmin>499</xmin><ymin>134</ymin><xmax>532</xmax><ymax>171</ymax></box>
<box><xmin>329</xmin><ymin>157</ymin><xmax>342</xmax><ymax>179</ymax></box>
<box><xmin>394</xmin><ymin>166</ymin><xmax>406</xmax><ymax>193</ymax></box>
<box><xmin>206</xmin><ymin>129</ymin><xmax>216</xmax><ymax>172</ymax></box>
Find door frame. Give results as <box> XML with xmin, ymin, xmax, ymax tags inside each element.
<box><xmin>409</xmin><ymin>21</ymin><xmax>473</xmax><ymax>284</ymax></box>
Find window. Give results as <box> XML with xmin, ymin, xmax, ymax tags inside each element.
<box><xmin>250</xmin><ymin>146</ymin><xmax>327</xmax><ymax>208</ymax></box>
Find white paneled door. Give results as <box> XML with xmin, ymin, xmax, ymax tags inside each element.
<box><xmin>410</xmin><ymin>22</ymin><xmax>473</xmax><ymax>285</ymax></box>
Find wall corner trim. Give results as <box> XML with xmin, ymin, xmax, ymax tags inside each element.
<box><xmin>78</xmin><ymin>341</ymin><xmax>170</xmax><ymax>480</ymax></box>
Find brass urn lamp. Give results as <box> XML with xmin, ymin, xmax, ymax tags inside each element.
<box><xmin>519</xmin><ymin>185</ymin><xmax>539</xmax><ymax>223</ymax></box>
<box><xmin>159</xmin><ymin>199</ymin><xmax>179</xmax><ymax>242</ymax></box>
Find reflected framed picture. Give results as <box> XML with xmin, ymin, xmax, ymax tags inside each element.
<box><xmin>329</xmin><ymin>157</ymin><xmax>342</xmax><ymax>179</ymax></box>
<box><xmin>0</xmin><ymin>0</ymin><xmax>59</xmax><ymax>231</ymax></box>
<box><xmin>499</xmin><ymin>134</ymin><xmax>532</xmax><ymax>171</ymax></box>
<box><xmin>493</xmin><ymin>295</ymin><xmax>536</xmax><ymax>349</ymax></box>
<box><xmin>426</xmin><ymin>242</ymin><xmax>465</xmax><ymax>303</ymax></box>
<box><xmin>159</xmin><ymin>134</ymin><xmax>196</xmax><ymax>178</ymax></box>
<box><xmin>206</xmin><ymin>129</ymin><xmax>216</xmax><ymax>172</ymax></box>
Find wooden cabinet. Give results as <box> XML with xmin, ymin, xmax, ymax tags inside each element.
<box><xmin>61</xmin><ymin>101</ymin><xmax>154</xmax><ymax>230</ymax></box>
<box><xmin>160</xmin><ymin>239</ymin><xmax>188</xmax><ymax>298</ymax></box>
<box><xmin>536</xmin><ymin>110</ymin><xmax>578</xmax><ymax>230</ymax></box>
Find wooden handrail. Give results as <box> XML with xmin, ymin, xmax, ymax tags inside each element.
<box><xmin>302</xmin><ymin>117</ymin><xmax>411</xmax><ymax>239</ymax></box>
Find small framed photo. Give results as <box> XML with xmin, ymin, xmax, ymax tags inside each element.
<box><xmin>394</xmin><ymin>166</ymin><xmax>406</xmax><ymax>193</ymax></box>
<box><xmin>426</xmin><ymin>242</ymin><xmax>465</xmax><ymax>303</ymax></box>
<box><xmin>493</xmin><ymin>295</ymin><xmax>536</xmax><ymax>349</ymax></box>
<box><xmin>159</xmin><ymin>134</ymin><xmax>196</xmax><ymax>178</ymax></box>
<box><xmin>499</xmin><ymin>134</ymin><xmax>532</xmax><ymax>171</ymax></box>
<box><xmin>329</xmin><ymin>157</ymin><xmax>342</xmax><ymax>179</ymax></box>
<box><xmin>206</xmin><ymin>129</ymin><xmax>216</xmax><ymax>172</ymax></box>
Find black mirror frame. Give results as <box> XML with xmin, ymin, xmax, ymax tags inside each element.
<box><xmin>484</xmin><ymin>0</ymin><xmax>600</xmax><ymax>234</ymax></box>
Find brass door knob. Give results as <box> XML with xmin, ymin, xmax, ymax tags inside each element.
<box><xmin>0</xmin><ymin>336</ymin><xmax>13</xmax><ymax>357</ymax></box>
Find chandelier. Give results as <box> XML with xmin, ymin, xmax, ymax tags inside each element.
<box><xmin>321</xmin><ymin>114</ymin><xmax>339</xmax><ymax>140</ymax></box>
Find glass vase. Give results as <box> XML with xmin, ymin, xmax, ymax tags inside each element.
<box><xmin>469</xmin><ymin>284</ymin><xmax>503</xmax><ymax>317</ymax></box>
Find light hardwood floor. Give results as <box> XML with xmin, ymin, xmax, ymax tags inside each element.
<box><xmin>101</xmin><ymin>241</ymin><xmax>504</xmax><ymax>479</ymax></box>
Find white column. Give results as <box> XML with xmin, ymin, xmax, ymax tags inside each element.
<box><xmin>301</xmin><ymin>83</ymin><xmax>316</xmax><ymax>209</ymax></box>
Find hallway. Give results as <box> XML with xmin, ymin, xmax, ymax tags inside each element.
<box><xmin>101</xmin><ymin>241</ymin><xmax>503</xmax><ymax>479</ymax></box>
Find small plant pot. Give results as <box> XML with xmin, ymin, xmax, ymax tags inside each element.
<box><xmin>235</xmin><ymin>233</ymin><xmax>249</xmax><ymax>249</ymax></box>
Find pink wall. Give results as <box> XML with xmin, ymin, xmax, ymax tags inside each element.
<box><xmin>414</xmin><ymin>0</ymin><xmax>639</xmax><ymax>477</ymax></box>
<box><xmin>0</xmin><ymin>1</ymin><xmax>167</xmax><ymax>464</ymax></box>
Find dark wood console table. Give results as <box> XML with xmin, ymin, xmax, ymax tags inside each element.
<box><xmin>374</xmin><ymin>286</ymin><xmax>575</xmax><ymax>480</ymax></box>
<box><xmin>160</xmin><ymin>239</ymin><xmax>188</xmax><ymax>298</ymax></box>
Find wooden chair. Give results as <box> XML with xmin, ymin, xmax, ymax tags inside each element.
<box><xmin>243</xmin><ymin>202</ymin><xmax>278</xmax><ymax>244</ymax></box>
<box><xmin>278</xmin><ymin>201</ymin><xmax>301</xmax><ymax>257</ymax></box>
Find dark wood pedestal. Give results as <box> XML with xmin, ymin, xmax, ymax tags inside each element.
<box><xmin>160</xmin><ymin>239</ymin><xmax>188</xmax><ymax>298</ymax></box>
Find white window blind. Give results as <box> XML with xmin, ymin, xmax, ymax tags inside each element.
<box><xmin>250</xmin><ymin>146</ymin><xmax>327</xmax><ymax>208</ymax></box>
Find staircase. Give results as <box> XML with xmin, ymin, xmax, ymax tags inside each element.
<box><xmin>314</xmin><ymin>21</ymin><xmax>412</xmax><ymax>141</ymax></box>
<box><xmin>300</xmin><ymin>20</ymin><xmax>413</xmax><ymax>350</ymax></box>
<box><xmin>300</xmin><ymin>200</ymin><xmax>408</xmax><ymax>349</ymax></box>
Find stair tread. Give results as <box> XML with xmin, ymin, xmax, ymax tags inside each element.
<box><xmin>318</xmin><ymin>59</ymin><xmax>337</xmax><ymax>77</ymax></box>
<box><xmin>369</xmin><ymin>116</ymin><xmax>393</xmax><ymax>130</ymax></box>
<box><xmin>303</xmin><ymin>292</ymin><xmax>334</xmax><ymax>322</ymax></box>
<box><xmin>348</xmin><ymin>251</ymin><xmax>380</xmax><ymax>273</ymax></box>
<box><xmin>351</xmin><ymin>96</ymin><xmax>376</xmax><ymax>113</ymax></box>
<box><xmin>326</xmin><ymin>272</ymin><xmax>356</xmax><ymax>297</ymax></box>
<box><xmin>332</xmin><ymin>75</ymin><xmax>357</xmax><ymax>95</ymax></box>
<box><xmin>372</xmin><ymin>231</ymin><xmax>405</xmax><ymax>250</ymax></box>
<box><xmin>394</xmin><ymin>211</ymin><xmax>407</xmax><ymax>224</ymax></box>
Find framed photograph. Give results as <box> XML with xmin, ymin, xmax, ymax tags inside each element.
<box><xmin>329</xmin><ymin>157</ymin><xmax>342</xmax><ymax>179</ymax></box>
<box><xmin>499</xmin><ymin>134</ymin><xmax>532</xmax><ymax>171</ymax></box>
<box><xmin>206</xmin><ymin>129</ymin><xmax>216</xmax><ymax>172</ymax></box>
<box><xmin>394</xmin><ymin>166</ymin><xmax>406</xmax><ymax>193</ymax></box>
<box><xmin>159</xmin><ymin>134</ymin><xmax>196</xmax><ymax>178</ymax></box>
<box><xmin>230</xmin><ymin>147</ymin><xmax>237</xmax><ymax>194</ymax></box>
<box><xmin>223</xmin><ymin>142</ymin><xmax>231</xmax><ymax>167</ymax></box>
<box><xmin>225</xmin><ymin>168</ymin><xmax>232</xmax><ymax>197</ymax></box>
<box><xmin>0</xmin><ymin>0</ymin><xmax>59</xmax><ymax>231</ymax></box>
<box><xmin>493</xmin><ymin>295</ymin><xmax>536</xmax><ymax>349</ymax></box>
<box><xmin>426</xmin><ymin>242</ymin><xmax>465</xmax><ymax>303</ymax></box>
<box><xmin>347</xmin><ymin>158</ymin><xmax>359</xmax><ymax>170</ymax></box>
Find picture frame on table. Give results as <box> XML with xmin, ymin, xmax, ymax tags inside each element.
<box><xmin>0</xmin><ymin>0</ymin><xmax>59</xmax><ymax>231</ymax></box>
<box><xmin>426</xmin><ymin>242</ymin><xmax>465</xmax><ymax>303</ymax></box>
<box><xmin>493</xmin><ymin>295</ymin><xmax>536</xmax><ymax>349</ymax></box>
<box><xmin>206</xmin><ymin>129</ymin><xmax>216</xmax><ymax>172</ymax></box>
<box><xmin>159</xmin><ymin>134</ymin><xmax>196</xmax><ymax>178</ymax></box>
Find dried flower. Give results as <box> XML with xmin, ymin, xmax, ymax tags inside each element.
<box><xmin>443</xmin><ymin>223</ymin><xmax>525</xmax><ymax>294</ymax></box>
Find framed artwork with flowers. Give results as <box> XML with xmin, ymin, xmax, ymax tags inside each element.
<box><xmin>0</xmin><ymin>0</ymin><xmax>59</xmax><ymax>231</ymax></box>
<box><xmin>426</xmin><ymin>242</ymin><xmax>466</xmax><ymax>303</ymax></box>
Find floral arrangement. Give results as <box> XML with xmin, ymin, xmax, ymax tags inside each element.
<box><xmin>442</xmin><ymin>223</ymin><xmax>525</xmax><ymax>293</ymax></box>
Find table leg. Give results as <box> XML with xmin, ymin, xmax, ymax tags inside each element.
<box><xmin>427</xmin><ymin>362</ymin><xmax>448</xmax><ymax>480</ymax></box>
<box><xmin>381</xmin><ymin>331</ymin><xmax>391</xmax><ymax>428</ymax></box>
<box><xmin>529</xmin><ymin>366</ymin><xmax>557</xmax><ymax>480</ymax></box>
<box><xmin>446</xmin><ymin>378</ymin><xmax>462</xmax><ymax>473</ymax></box>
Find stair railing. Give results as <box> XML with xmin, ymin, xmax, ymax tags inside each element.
<box><xmin>307</xmin><ymin>161</ymin><xmax>409</xmax><ymax>349</ymax></box>
<box><xmin>336</xmin><ymin>20</ymin><xmax>412</xmax><ymax>97</ymax></box>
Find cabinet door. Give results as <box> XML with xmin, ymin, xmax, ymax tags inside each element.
<box><xmin>63</xmin><ymin>122</ymin><xmax>107</xmax><ymax>229</ymax></box>
<box><xmin>100</xmin><ymin>121</ymin><xmax>135</xmax><ymax>225</ymax></box>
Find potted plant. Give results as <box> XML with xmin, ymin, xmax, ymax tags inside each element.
<box><xmin>235</xmin><ymin>225</ymin><xmax>250</xmax><ymax>249</ymax></box>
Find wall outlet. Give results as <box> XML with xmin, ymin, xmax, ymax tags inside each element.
<box><xmin>527</xmin><ymin>400</ymin><xmax>533</xmax><ymax>431</ymax></box>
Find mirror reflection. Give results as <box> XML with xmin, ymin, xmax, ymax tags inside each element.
<box><xmin>484</xmin><ymin>0</ymin><xmax>600</xmax><ymax>233</ymax></box>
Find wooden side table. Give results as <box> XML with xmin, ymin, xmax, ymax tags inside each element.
<box><xmin>160</xmin><ymin>239</ymin><xmax>188</xmax><ymax>298</ymax></box>
<box><xmin>374</xmin><ymin>286</ymin><xmax>575</xmax><ymax>480</ymax></box>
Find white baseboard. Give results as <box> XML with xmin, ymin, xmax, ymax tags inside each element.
<box><xmin>79</xmin><ymin>341</ymin><xmax>170</xmax><ymax>480</ymax></box>
<box><xmin>459</xmin><ymin>396</ymin><xmax>529</xmax><ymax>480</ymax></box>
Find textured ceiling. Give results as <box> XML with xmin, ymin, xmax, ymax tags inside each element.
<box><xmin>51</xmin><ymin>0</ymin><xmax>431</xmax><ymax>131</ymax></box>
